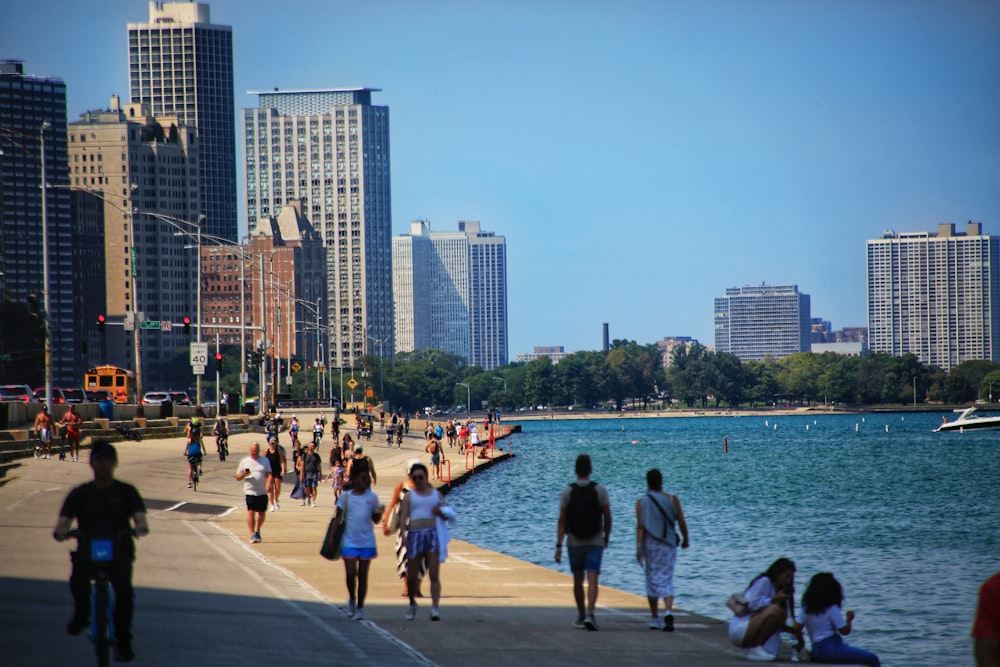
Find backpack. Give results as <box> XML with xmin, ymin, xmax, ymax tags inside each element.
<box><xmin>565</xmin><ymin>481</ymin><xmax>602</xmax><ymax>539</ymax></box>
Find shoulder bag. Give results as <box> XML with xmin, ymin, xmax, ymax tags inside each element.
<box><xmin>320</xmin><ymin>495</ymin><xmax>348</xmax><ymax>561</ymax></box>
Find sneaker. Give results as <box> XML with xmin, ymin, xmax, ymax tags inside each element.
<box><xmin>115</xmin><ymin>641</ymin><xmax>135</xmax><ymax>662</ymax></box>
<box><xmin>269</xmin><ymin>504</ymin><xmax>275</xmax><ymax>512</ymax></box>
<box><xmin>746</xmin><ymin>646</ymin><xmax>776</xmax><ymax>662</ymax></box>
<box><xmin>648</xmin><ymin>618</ymin><xmax>662</xmax><ymax>630</ymax></box>
<box><xmin>34</xmin><ymin>447</ymin><xmax>41</xmax><ymax>459</ymax></box>
<box><xmin>583</xmin><ymin>614</ymin><xmax>598</xmax><ymax>631</ymax></box>
<box><xmin>254</xmin><ymin>532</ymin><xmax>262</xmax><ymax>543</ymax></box>
<box><xmin>572</xmin><ymin>617</ymin><xmax>586</xmax><ymax>629</ymax></box>
<box><xmin>275</xmin><ymin>501</ymin><xmax>280</xmax><ymax>510</ymax></box>
<box><xmin>346</xmin><ymin>599</ymin><xmax>356</xmax><ymax>618</ymax></box>
<box><xmin>663</xmin><ymin>614</ymin><xmax>675</xmax><ymax>632</ymax></box>
<box><xmin>430</xmin><ymin>608</ymin><xmax>440</xmax><ymax>621</ymax></box>
<box><xmin>405</xmin><ymin>604</ymin><xmax>417</xmax><ymax>621</ymax></box>
<box><xmin>300</xmin><ymin>501</ymin><xmax>306</xmax><ymax>506</ymax></box>
<box><xmin>66</xmin><ymin>615</ymin><xmax>89</xmax><ymax>636</ymax></box>
<box><xmin>187</xmin><ymin>483</ymin><xmax>192</xmax><ymax>488</ymax></box>
<box><xmin>354</xmin><ymin>608</ymin><xmax>365</xmax><ymax>621</ymax></box>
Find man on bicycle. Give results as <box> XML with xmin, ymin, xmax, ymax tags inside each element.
<box><xmin>53</xmin><ymin>440</ymin><xmax>148</xmax><ymax>662</ymax></box>
<box><xmin>184</xmin><ymin>418</ymin><xmax>205</xmax><ymax>488</ymax></box>
<box><xmin>213</xmin><ymin>417</ymin><xmax>229</xmax><ymax>456</ymax></box>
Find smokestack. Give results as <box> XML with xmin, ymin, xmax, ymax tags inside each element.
<box><xmin>603</xmin><ymin>323</ymin><xmax>609</xmax><ymax>353</ymax></box>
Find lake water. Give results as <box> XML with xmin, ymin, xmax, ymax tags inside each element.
<box><xmin>445</xmin><ymin>412</ymin><xmax>998</xmax><ymax>666</ymax></box>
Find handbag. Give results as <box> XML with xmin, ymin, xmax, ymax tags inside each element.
<box><xmin>385</xmin><ymin>503</ymin><xmax>400</xmax><ymax>533</ymax></box>
<box><xmin>726</xmin><ymin>592</ymin><xmax>750</xmax><ymax>616</ymax></box>
<box><xmin>646</xmin><ymin>492</ymin><xmax>679</xmax><ymax>546</ymax></box>
<box><xmin>320</xmin><ymin>496</ymin><xmax>348</xmax><ymax>561</ymax></box>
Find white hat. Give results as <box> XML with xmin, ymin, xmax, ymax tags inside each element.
<box><xmin>406</xmin><ymin>458</ymin><xmax>422</xmax><ymax>474</ymax></box>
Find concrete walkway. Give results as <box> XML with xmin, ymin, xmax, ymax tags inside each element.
<box><xmin>0</xmin><ymin>412</ymin><xmax>806</xmax><ymax>666</ymax></box>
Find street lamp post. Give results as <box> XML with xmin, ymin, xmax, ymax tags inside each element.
<box><xmin>456</xmin><ymin>382</ymin><xmax>471</xmax><ymax>418</ymax></box>
<box><xmin>39</xmin><ymin>121</ymin><xmax>52</xmax><ymax>413</ymax></box>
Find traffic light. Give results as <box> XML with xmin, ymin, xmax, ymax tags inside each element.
<box><xmin>97</xmin><ymin>314</ymin><xmax>106</xmax><ymax>332</ymax></box>
<box><xmin>215</xmin><ymin>352</ymin><xmax>223</xmax><ymax>373</ymax></box>
<box><xmin>182</xmin><ymin>316</ymin><xmax>191</xmax><ymax>334</ymax></box>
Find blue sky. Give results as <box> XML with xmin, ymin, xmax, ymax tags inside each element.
<box><xmin>4</xmin><ymin>0</ymin><xmax>999</xmax><ymax>358</ymax></box>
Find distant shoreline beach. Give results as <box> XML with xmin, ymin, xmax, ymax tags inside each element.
<box><xmin>507</xmin><ymin>405</ymin><xmax>954</xmax><ymax>421</ymax></box>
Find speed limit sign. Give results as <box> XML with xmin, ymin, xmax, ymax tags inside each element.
<box><xmin>190</xmin><ymin>342</ymin><xmax>209</xmax><ymax>367</ymax></box>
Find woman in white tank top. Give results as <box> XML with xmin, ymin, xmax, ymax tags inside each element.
<box><xmin>399</xmin><ymin>463</ymin><xmax>446</xmax><ymax>621</ymax></box>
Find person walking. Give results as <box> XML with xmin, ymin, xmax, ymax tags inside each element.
<box><xmin>235</xmin><ymin>443</ymin><xmax>271</xmax><ymax>543</ymax></box>
<box><xmin>635</xmin><ymin>468</ymin><xmax>690</xmax><ymax>631</ymax></box>
<box><xmin>34</xmin><ymin>405</ymin><xmax>54</xmax><ymax>459</ymax></box>
<box><xmin>59</xmin><ymin>404</ymin><xmax>83</xmax><ymax>462</ymax></box>
<box><xmin>399</xmin><ymin>463</ymin><xmax>455</xmax><ymax>621</ymax></box>
<box><xmin>383</xmin><ymin>459</ymin><xmax>426</xmax><ymax>598</ymax></box>
<box><xmin>297</xmin><ymin>441</ymin><xmax>322</xmax><ymax>507</ymax></box>
<box><xmin>264</xmin><ymin>438</ymin><xmax>286</xmax><ymax>511</ymax></box>
<box><xmin>53</xmin><ymin>440</ymin><xmax>149</xmax><ymax>662</ymax></box>
<box><xmin>334</xmin><ymin>466</ymin><xmax>384</xmax><ymax>621</ymax></box>
<box><xmin>555</xmin><ymin>453</ymin><xmax>612</xmax><ymax>631</ymax></box>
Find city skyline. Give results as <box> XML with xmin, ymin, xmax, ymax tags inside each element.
<box><xmin>3</xmin><ymin>0</ymin><xmax>999</xmax><ymax>356</ymax></box>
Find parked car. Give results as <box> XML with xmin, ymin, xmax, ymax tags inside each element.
<box><xmin>61</xmin><ymin>387</ymin><xmax>89</xmax><ymax>404</ymax></box>
<box><xmin>0</xmin><ymin>384</ymin><xmax>36</xmax><ymax>403</ymax></box>
<box><xmin>141</xmin><ymin>392</ymin><xmax>171</xmax><ymax>406</ymax></box>
<box><xmin>33</xmin><ymin>387</ymin><xmax>65</xmax><ymax>404</ymax></box>
<box><xmin>168</xmin><ymin>391</ymin><xmax>191</xmax><ymax>406</ymax></box>
<box><xmin>86</xmin><ymin>389</ymin><xmax>113</xmax><ymax>402</ymax></box>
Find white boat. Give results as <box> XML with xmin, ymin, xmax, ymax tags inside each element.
<box><xmin>934</xmin><ymin>407</ymin><xmax>1000</xmax><ymax>432</ymax></box>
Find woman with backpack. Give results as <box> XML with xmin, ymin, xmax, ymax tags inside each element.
<box><xmin>635</xmin><ymin>468</ymin><xmax>690</xmax><ymax>631</ymax></box>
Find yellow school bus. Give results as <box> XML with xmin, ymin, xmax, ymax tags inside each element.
<box><xmin>84</xmin><ymin>365</ymin><xmax>135</xmax><ymax>404</ymax></box>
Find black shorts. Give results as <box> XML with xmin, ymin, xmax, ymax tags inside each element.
<box><xmin>245</xmin><ymin>494</ymin><xmax>268</xmax><ymax>513</ymax></box>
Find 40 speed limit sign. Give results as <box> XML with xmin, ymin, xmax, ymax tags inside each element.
<box><xmin>189</xmin><ymin>342</ymin><xmax>209</xmax><ymax>367</ymax></box>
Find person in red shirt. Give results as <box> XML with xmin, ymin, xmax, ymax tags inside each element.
<box><xmin>973</xmin><ymin>571</ymin><xmax>1000</xmax><ymax>667</ymax></box>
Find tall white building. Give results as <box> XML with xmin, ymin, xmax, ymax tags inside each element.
<box><xmin>714</xmin><ymin>284</ymin><xmax>811</xmax><ymax>361</ymax></box>
<box><xmin>867</xmin><ymin>223</ymin><xmax>1000</xmax><ymax>371</ymax></box>
<box><xmin>393</xmin><ymin>220</ymin><xmax>508</xmax><ymax>370</ymax></box>
<box><xmin>128</xmin><ymin>1</ymin><xmax>237</xmax><ymax>242</ymax></box>
<box><xmin>243</xmin><ymin>88</ymin><xmax>393</xmax><ymax>370</ymax></box>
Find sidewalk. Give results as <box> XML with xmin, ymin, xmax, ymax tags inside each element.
<box><xmin>0</xmin><ymin>414</ymin><xmax>809</xmax><ymax>666</ymax></box>
<box><xmin>217</xmin><ymin>417</ymin><xmax>771</xmax><ymax>666</ymax></box>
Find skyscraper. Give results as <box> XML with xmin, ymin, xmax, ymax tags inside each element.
<box><xmin>243</xmin><ymin>88</ymin><xmax>393</xmax><ymax>372</ymax></box>
<box><xmin>128</xmin><ymin>1</ymin><xmax>236</xmax><ymax>242</ymax></box>
<box><xmin>393</xmin><ymin>220</ymin><xmax>508</xmax><ymax>370</ymax></box>
<box><xmin>0</xmin><ymin>60</ymin><xmax>76</xmax><ymax>384</ymax></box>
<box><xmin>68</xmin><ymin>96</ymin><xmax>199</xmax><ymax>394</ymax></box>
<box><xmin>714</xmin><ymin>284</ymin><xmax>811</xmax><ymax>361</ymax></box>
<box><xmin>867</xmin><ymin>223</ymin><xmax>1000</xmax><ymax>371</ymax></box>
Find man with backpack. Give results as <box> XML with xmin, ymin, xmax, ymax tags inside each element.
<box><xmin>555</xmin><ymin>454</ymin><xmax>612</xmax><ymax>631</ymax></box>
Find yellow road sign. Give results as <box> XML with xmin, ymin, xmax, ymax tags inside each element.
<box><xmin>347</xmin><ymin>378</ymin><xmax>358</xmax><ymax>390</ymax></box>
<box><xmin>291</xmin><ymin>362</ymin><xmax>302</xmax><ymax>372</ymax></box>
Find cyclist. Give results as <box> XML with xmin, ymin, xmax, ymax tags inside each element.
<box><xmin>213</xmin><ymin>417</ymin><xmax>229</xmax><ymax>457</ymax></box>
<box><xmin>288</xmin><ymin>414</ymin><xmax>300</xmax><ymax>444</ymax></box>
<box><xmin>312</xmin><ymin>418</ymin><xmax>324</xmax><ymax>446</ymax></box>
<box><xmin>53</xmin><ymin>440</ymin><xmax>149</xmax><ymax>663</ymax></box>
<box><xmin>184</xmin><ymin>418</ymin><xmax>206</xmax><ymax>488</ymax></box>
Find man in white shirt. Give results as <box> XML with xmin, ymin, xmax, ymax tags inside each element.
<box><xmin>235</xmin><ymin>443</ymin><xmax>272</xmax><ymax>543</ymax></box>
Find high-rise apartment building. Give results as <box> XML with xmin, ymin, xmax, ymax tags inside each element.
<box><xmin>128</xmin><ymin>1</ymin><xmax>237</xmax><ymax>242</ymax></box>
<box><xmin>393</xmin><ymin>220</ymin><xmax>508</xmax><ymax>370</ymax></box>
<box><xmin>0</xmin><ymin>60</ymin><xmax>76</xmax><ymax>384</ymax></box>
<box><xmin>714</xmin><ymin>284</ymin><xmax>811</xmax><ymax>361</ymax></box>
<box><xmin>867</xmin><ymin>223</ymin><xmax>1000</xmax><ymax>371</ymax></box>
<box><xmin>243</xmin><ymin>88</ymin><xmax>392</xmax><ymax>371</ymax></box>
<box><xmin>68</xmin><ymin>96</ymin><xmax>199</xmax><ymax>395</ymax></box>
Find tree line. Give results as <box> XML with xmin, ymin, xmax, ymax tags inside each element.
<box><xmin>205</xmin><ymin>340</ymin><xmax>1000</xmax><ymax>412</ymax></box>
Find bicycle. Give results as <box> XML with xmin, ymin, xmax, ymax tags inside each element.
<box><xmin>188</xmin><ymin>454</ymin><xmax>202</xmax><ymax>491</ymax></box>
<box><xmin>66</xmin><ymin>529</ymin><xmax>135</xmax><ymax>667</ymax></box>
<box><xmin>113</xmin><ymin>423</ymin><xmax>142</xmax><ymax>442</ymax></box>
<box><xmin>215</xmin><ymin>434</ymin><xmax>228</xmax><ymax>461</ymax></box>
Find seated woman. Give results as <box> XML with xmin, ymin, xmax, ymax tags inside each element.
<box><xmin>728</xmin><ymin>557</ymin><xmax>798</xmax><ymax>662</ymax></box>
<box><xmin>793</xmin><ymin>572</ymin><xmax>880</xmax><ymax>666</ymax></box>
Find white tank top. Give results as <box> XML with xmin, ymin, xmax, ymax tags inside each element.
<box><xmin>408</xmin><ymin>489</ymin><xmax>439</xmax><ymax>521</ymax></box>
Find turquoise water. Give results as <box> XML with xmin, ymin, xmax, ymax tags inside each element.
<box><xmin>446</xmin><ymin>413</ymin><xmax>999</xmax><ymax>666</ymax></box>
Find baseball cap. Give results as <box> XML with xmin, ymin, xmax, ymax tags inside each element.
<box><xmin>354</xmin><ymin>444</ymin><xmax>363</xmax><ymax>453</ymax></box>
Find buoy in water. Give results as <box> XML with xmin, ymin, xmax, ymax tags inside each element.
<box><xmin>773</xmin><ymin>424</ymin><xmax>778</xmax><ymax>431</ymax></box>
<box><xmin>885</xmin><ymin>424</ymin><xmax>889</xmax><ymax>432</ymax></box>
<box><xmin>806</xmin><ymin>425</ymin><xmax>810</xmax><ymax>431</ymax></box>
<box><xmin>855</xmin><ymin>423</ymin><xmax>859</xmax><ymax>432</ymax></box>
<box><xmin>724</xmin><ymin>437</ymin><xmax>728</xmax><ymax>453</ymax></box>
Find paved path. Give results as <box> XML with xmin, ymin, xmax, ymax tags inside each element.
<box><xmin>0</xmin><ymin>415</ymin><xmax>800</xmax><ymax>666</ymax></box>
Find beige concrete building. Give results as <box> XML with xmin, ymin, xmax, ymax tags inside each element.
<box><xmin>67</xmin><ymin>95</ymin><xmax>198</xmax><ymax>394</ymax></box>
